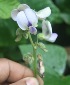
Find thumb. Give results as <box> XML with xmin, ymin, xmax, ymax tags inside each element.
<box><xmin>9</xmin><ymin>77</ymin><xmax>39</xmax><ymax>85</ymax></box>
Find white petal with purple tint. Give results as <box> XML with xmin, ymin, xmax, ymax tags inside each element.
<box><xmin>18</xmin><ymin>4</ymin><xmax>30</xmax><ymax>11</ymax></box>
<box><xmin>42</xmin><ymin>20</ymin><xmax>52</xmax><ymax>38</ymax></box>
<box><xmin>24</xmin><ymin>8</ymin><xmax>38</xmax><ymax>27</ymax></box>
<box><xmin>16</xmin><ymin>11</ymin><xmax>28</xmax><ymax>30</ymax></box>
<box><xmin>11</xmin><ymin>4</ymin><xmax>30</xmax><ymax>21</ymax></box>
<box><xmin>45</xmin><ymin>33</ymin><xmax>58</xmax><ymax>42</ymax></box>
<box><xmin>36</xmin><ymin>7</ymin><xmax>51</xmax><ymax>20</ymax></box>
<box><xmin>42</xmin><ymin>20</ymin><xmax>58</xmax><ymax>42</ymax></box>
<box><xmin>29</xmin><ymin>26</ymin><xmax>37</xmax><ymax>35</ymax></box>
<box><xmin>11</xmin><ymin>9</ymin><xmax>19</xmax><ymax>21</ymax></box>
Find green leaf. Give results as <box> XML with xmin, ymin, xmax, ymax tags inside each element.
<box><xmin>55</xmin><ymin>0</ymin><xmax>70</xmax><ymax>13</ymax></box>
<box><xmin>19</xmin><ymin>44</ymin><xmax>67</xmax><ymax>76</ymax></box>
<box><xmin>0</xmin><ymin>19</ymin><xmax>27</xmax><ymax>46</ymax></box>
<box><xmin>0</xmin><ymin>0</ymin><xmax>19</xmax><ymax>19</ymax></box>
<box><xmin>44</xmin><ymin>73</ymin><xmax>61</xmax><ymax>85</ymax></box>
<box><xmin>0</xmin><ymin>52</ymin><xmax>4</xmax><ymax>58</ymax></box>
<box><xmin>55</xmin><ymin>0</ymin><xmax>70</xmax><ymax>24</ymax></box>
<box><xmin>0</xmin><ymin>46</ymin><xmax>23</xmax><ymax>62</ymax></box>
<box><xmin>60</xmin><ymin>13</ymin><xmax>70</xmax><ymax>25</ymax></box>
<box><xmin>44</xmin><ymin>73</ymin><xmax>70</xmax><ymax>85</ymax></box>
<box><xmin>0</xmin><ymin>19</ymin><xmax>17</xmax><ymax>46</ymax></box>
<box><xmin>62</xmin><ymin>76</ymin><xmax>70</xmax><ymax>85</ymax></box>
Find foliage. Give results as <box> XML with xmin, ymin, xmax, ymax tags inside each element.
<box><xmin>0</xmin><ymin>0</ymin><xmax>70</xmax><ymax>84</ymax></box>
<box><xmin>0</xmin><ymin>0</ymin><xmax>19</xmax><ymax>19</ymax></box>
<box><xmin>19</xmin><ymin>44</ymin><xmax>67</xmax><ymax>76</ymax></box>
<box><xmin>19</xmin><ymin>44</ymin><xmax>69</xmax><ymax>85</ymax></box>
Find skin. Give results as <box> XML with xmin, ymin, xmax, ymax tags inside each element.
<box><xmin>0</xmin><ymin>58</ymin><xmax>43</xmax><ymax>85</ymax></box>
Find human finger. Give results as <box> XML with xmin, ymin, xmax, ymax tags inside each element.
<box><xmin>9</xmin><ymin>77</ymin><xmax>39</xmax><ymax>85</ymax></box>
<box><xmin>0</xmin><ymin>58</ymin><xmax>33</xmax><ymax>83</ymax></box>
<box><xmin>37</xmin><ymin>76</ymin><xmax>44</xmax><ymax>85</ymax></box>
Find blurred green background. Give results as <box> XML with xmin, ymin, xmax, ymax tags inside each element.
<box><xmin>0</xmin><ymin>0</ymin><xmax>70</xmax><ymax>85</ymax></box>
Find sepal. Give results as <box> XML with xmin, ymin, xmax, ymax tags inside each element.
<box><xmin>37</xmin><ymin>42</ymin><xmax>48</xmax><ymax>52</ymax></box>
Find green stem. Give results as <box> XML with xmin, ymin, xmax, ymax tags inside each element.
<box><xmin>28</xmin><ymin>32</ymin><xmax>34</xmax><ymax>47</ymax></box>
<box><xmin>37</xmin><ymin>36</ymin><xmax>38</xmax><ymax>44</ymax></box>
<box><xmin>33</xmin><ymin>47</ymin><xmax>37</xmax><ymax>77</ymax></box>
<box><xmin>28</xmin><ymin>32</ymin><xmax>37</xmax><ymax>77</ymax></box>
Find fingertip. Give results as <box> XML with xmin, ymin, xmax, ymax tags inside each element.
<box><xmin>7</xmin><ymin>59</ymin><xmax>34</xmax><ymax>82</ymax></box>
<box><xmin>24</xmin><ymin>77</ymin><xmax>39</xmax><ymax>85</ymax></box>
<box><xmin>37</xmin><ymin>76</ymin><xmax>44</xmax><ymax>85</ymax></box>
<box><xmin>9</xmin><ymin>77</ymin><xmax>39</xmax><ymax>85</ymax></box>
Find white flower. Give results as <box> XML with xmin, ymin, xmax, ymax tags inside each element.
<box><xmin>11</xmin><ymin>4</ymin><xmax>52</xmax><ymax>35</ymax></box>
<box><xmin>42</xmin><ymin>20</ymin><xmax>58</xmax><ymax>42</ymax></box>
<box><xmin>11</xmin><ymin>4</ymin><xmax>38</xmax><ymax>35</ymax></box>
<box><xmin>36</xmin><ymin>7</ymin><xmax>58</xmax><ymax>42</ymax></box>
<box><xmin>36</xmin><ymin>7</ymin><xmax>51</xmax><ymax>20</ymax></box>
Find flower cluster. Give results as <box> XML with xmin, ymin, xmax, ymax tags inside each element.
<box><xmin>11</xmin><ymin>4</ymin><xmax>58</xmax><ymax>77</ymax></box>
<box><xmin>11</xmin><ymin>4</ymin><xmax>58</xmax><ymax>42</ymax></box>
<box><xmin>11</xmin><ymin>4</ymin><xmax>38</xmax><ymax>35</ymax></box>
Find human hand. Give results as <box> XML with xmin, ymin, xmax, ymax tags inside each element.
<box><xmin>0</xmin><ymin>58</ymin><xmax>43</xmax><ymax>85</ymax></box>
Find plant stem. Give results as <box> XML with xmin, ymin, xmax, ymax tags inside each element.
<box><xmin>28</xmin><ymin>32</ymin><xmax>37</xmax><ymax>77</ymax></box>
<box><xmin>37</xmin><ymin>36</ymin><xmax>38</xmax><ymax>44</ymax></box>
<box><xmin>33</xmin><ymin>47</ymin><xmax>37</xmax><ymax>77</ymax></box>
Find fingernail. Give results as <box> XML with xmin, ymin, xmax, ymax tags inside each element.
<box><xmin>26</xmin><ymin>77</ymin><xmax>39</xmax><ymax>85</ymax></box>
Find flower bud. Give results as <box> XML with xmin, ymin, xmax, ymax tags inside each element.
<box><xmin>37</xmin><ymin>42</ymin><xmax>48</xmax><ymax>52</ymax></box>
<box><xmin>37</xmin><ymin>33</ymin><xmax>45</xmax><ymax>40</ymax></box>
<box><xmin>15</xmin><ymin>35</ymin><xmax>22</xmax><ymax>42</ymax></box>
<box><xmin>23</xmin><ymin>53</ymin><xmax>34</xmax><ymax>64</ymax></box>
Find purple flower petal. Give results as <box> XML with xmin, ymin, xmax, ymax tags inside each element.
<box><xmin>42</xmin><ymin>20</ymin><xmax>52</xmax><ymax>38</ymax></box>
<box><xmin>29</xmin><ymin>26</ymin><xmax>37</xmax><ymax>35</ymax></box>
<box><xmin>45</xmin><ymin>33</ymin><xmax>58</xmax><ymax>42</ymax></box>
<box><xmin>28</xmin><ymin>22</ymin><xmax>32</xmax><ymax>27</ymax></box>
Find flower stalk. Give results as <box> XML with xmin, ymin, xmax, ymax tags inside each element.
<box><xmin>28</xmin><ymin>32</ymin><xmax>37</xmax><ymax>77</ymax></box>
